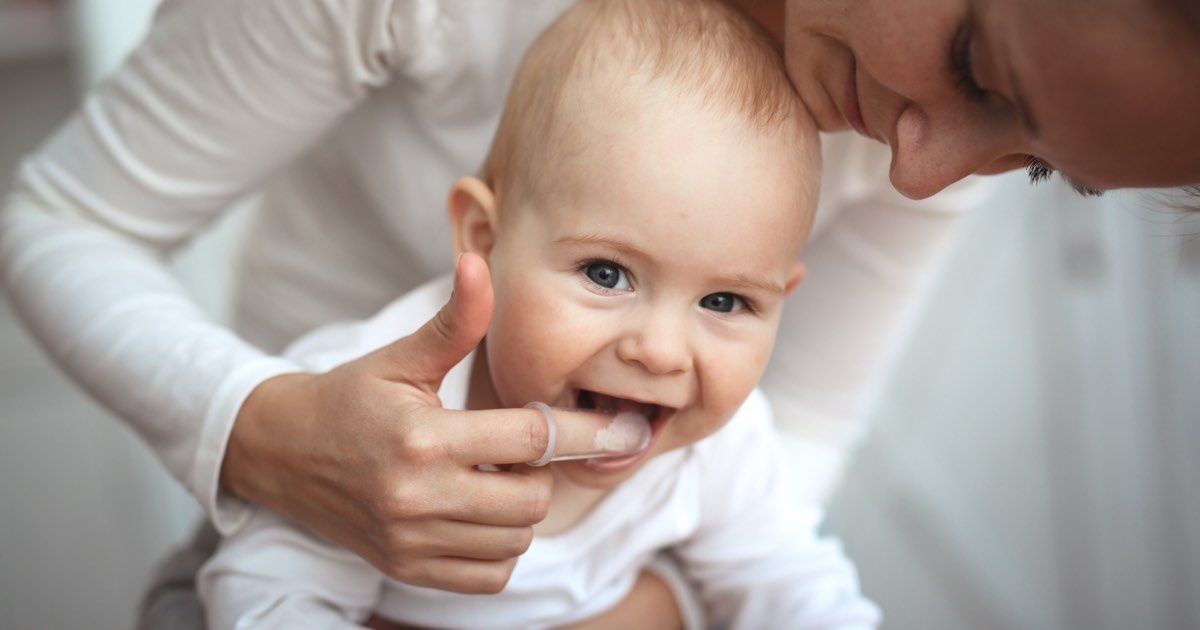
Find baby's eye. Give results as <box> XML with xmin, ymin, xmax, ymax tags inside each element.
<box><xmin>699</xmin><ymin>292</ymin><xmax>745</xmax><ymax>313</ymax></box>
<box><xmin>583</xmin><ymin>261</ymin><xmax>631</xmax><ymax>291</ymax></box>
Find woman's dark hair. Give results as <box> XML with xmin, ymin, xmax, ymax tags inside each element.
<box><xmin>1163</xmin><ymin>0</ymin><xmax>1200</xmax><ymax>39</ymax></box>
<box><xmin>1170</xmin><ymin>1</ymin><xmax>1200</xmax><ymax>210</ymax></box>
<box><xmin>1182</xmin><ymin>186</ymin><xmax>1200</xmax><ymax>213</ymax></box>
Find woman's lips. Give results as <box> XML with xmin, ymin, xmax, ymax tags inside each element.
<box><xmin>842</xmin><ymin>57</ymin><xmax>871</xmax><ymax>139</ymax></box>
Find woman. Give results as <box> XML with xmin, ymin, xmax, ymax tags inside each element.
<box><xmin>1</xmin><ymin>0</ymin><xmax>1196</xmax><ymax>625</ymax></box>
<box><xmin>775</xmin><ymin>0</ymin><xmax>1200</xmax><ymax>198</ymax></box>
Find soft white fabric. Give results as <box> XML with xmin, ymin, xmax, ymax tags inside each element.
<box><xmin>198</xmin><ymin>275</ymin><xmax>882</xmax><ymax>630</ymax></box>
<box><xmin>0</xmin><ymin>0</ymin><xmax>988</xmax><ymax>533</ymax></box>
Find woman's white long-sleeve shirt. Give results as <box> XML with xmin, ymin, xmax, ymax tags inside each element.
<box><xmin>0</xmin><ymin>0</ymin><xmax>988</xmax><ymax>533</ymax></box>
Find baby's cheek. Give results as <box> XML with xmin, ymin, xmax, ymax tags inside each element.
<box><xmin>667</xmin><ymin>411</ymin><xmax>727</xmax><ymax>449</ymax></box>
<box><xmin>696</xmin><ymin>376</ymin><xmax>756</xmax><ymax>432</ymax></box>
<box><xmin>691</xmin><ymin>374</ymin><xmax>744</xmax><ymax>422</ymax></box>
<box><xmin>709</xmin><ymin>353</ymin><xmax>764</xmax><ymax>400</ymax></box>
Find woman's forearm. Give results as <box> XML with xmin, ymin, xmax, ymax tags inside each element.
<box><xmin>0</xmin><ymin>0</ymin><xmax>436</xmax><ymax>526</ymax></box>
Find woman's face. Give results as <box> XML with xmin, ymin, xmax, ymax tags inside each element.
<box><xmin>783</xmin><ymin>0</ymin><xmax>1200</xmax><ymax>198</ymax></box>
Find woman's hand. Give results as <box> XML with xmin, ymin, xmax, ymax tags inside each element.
<box><xmin>221</xmin><ymin>254</ymin><xmax>625</xmax><ymax>593</ymax></box>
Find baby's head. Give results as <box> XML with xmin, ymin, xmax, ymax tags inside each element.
<box><xmin>448</xmin><ymin>0</ymin><xmax>820</xmax><ymax>489</ymax></box>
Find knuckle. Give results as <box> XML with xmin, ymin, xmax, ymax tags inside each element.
<box><xmin>475</xmin><ymin>563</ymin><xmax>516</xmax><ymax>595</ymax></box>
<box><xmin>507</xmin><ymin>527</ymin><xmax>534</xmax><ymax>556</ymax></box>
<box><xmin>395</xmin><ymin>424</ymin><xmax>445</xmax><ymax>465</ymax></box>
<box><xmin>526</xmin><ymin>411</ymin><xmax>551</xmax><ymax>458</ymax></box>
<box><xmin>378</xmin><ymin>482</ymin><xmax>430</xmax><ymax>521</ymax></box>
<box><xmin>526</xmin><ymin>482</ymin><xmax>551</xmax><ymax>523</ymax></box>
<box><xmin>382</xmin><ymin>526</ymin><xmax>422</xmax><ymax>557</ymax></box>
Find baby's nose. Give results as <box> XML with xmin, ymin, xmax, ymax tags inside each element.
<box><xmin>616</xmin><ymin>311</ymin><xmax>693</xmax><ymax>375</ymax></box>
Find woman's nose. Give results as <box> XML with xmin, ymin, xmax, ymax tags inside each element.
<box><xmin>887</xmin><ymin>104</ymin><xmax>1023</xmax><ymax>199</ymax></box>
<box><xmin>616</xmin><ymin>308</ymin><xmax>693</xmax><ymax>375</ymax></box>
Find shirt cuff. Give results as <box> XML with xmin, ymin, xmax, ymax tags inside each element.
<box><xmin>193</xmin><ymin>356</ymin><xmax>303</xmax><ymax>535</ymax></box>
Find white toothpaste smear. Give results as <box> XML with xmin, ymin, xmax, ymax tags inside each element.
<box><xmin>593</xmin><ymin>411</ymin><xmax>652</xmax><ymax>453</ymax></box>
<box><xmin>542</xmin><ymin>409</ymin><xmax>653</xmax><ymax>463</ymax></box>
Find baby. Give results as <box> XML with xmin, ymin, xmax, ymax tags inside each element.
<box><xmin>199</xmin><ymin>0</ymin><xmax>880</xmax><ymax>627</ymax></box>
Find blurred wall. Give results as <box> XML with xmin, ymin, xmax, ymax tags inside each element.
<box><xmin>829</xmin><ymin>178</ymin><xmax>1200</xmax><ymax>630</ymax></box>
<box><xmin>1</xmin><ymin>2</ymin><xmax>202</xmax><ymax>629</ymax></box>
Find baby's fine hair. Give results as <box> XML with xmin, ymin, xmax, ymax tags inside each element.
<box><xmin>482</xmin><ymin>0</ymin><xmax>809</xmax><ymax>204</ymax></box>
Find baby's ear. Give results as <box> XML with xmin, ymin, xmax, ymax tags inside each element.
<box><xmin>447</xmin><ymin>177</ymin><xmax>499</xmax><ymax>258</ymax></box>
<box><xmin>784</xmin><ymin>261</ymin><xmax>806</xmax><ymax>297</ymax></box>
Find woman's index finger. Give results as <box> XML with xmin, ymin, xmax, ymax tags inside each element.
<box><xmin>443</xmin><ymin>407</ymin><xmax>650</xmax><ymax>466</ymax></box>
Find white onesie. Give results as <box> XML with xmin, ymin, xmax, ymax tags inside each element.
<box><xmin>199</xmin><ymin>275</ymin><xmax>882</xmax><ymax>630</ymax></box>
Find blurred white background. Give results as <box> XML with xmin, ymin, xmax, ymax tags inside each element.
<box><xmin>1</xmin><ymin>2</ymin><xmax>1198</xmax><ymax>629</ymax></box>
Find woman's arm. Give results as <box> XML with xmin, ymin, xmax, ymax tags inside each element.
<box><xmin>1</xmin><ymin>0</ymin><xmax>428</xmax><ymax>530</ymax></box>
<box><xmin>0</xmin><ymin>0</ymin><xmax>585</xmax><ymax>593</ymax></box>
<box><xmin>761</xmin><ymin>134</ymin><xmax>990</xmax><ymax>504</ymax></box>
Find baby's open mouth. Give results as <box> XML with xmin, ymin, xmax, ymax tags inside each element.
<box><xmin>575</xmin><ymin>389</ymin><xmax>673</xmax><ymax>433</ymax></box>
<box><xmin>569</xmin><ymin>389</ymin><xmax>672</xmax><ymax>471</ymax></box>
<box><xmin>571</xmin><ymin>388</ymin><xmax>676</xmax><ymax>441</ymax></box>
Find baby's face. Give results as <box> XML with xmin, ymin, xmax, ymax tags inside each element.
<box><xmin>483</xmin><ymin>99</ymin><xmax>816</xmax><ymax>490</ymax></box>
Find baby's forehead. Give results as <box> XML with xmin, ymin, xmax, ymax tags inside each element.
<box><xmin>519</xmin><ymin>77</ymin><xmax>816</xmax><ymax>172</ymax></box>
<box><xmin>518</xmin><ymin>107</ymin><xmax>817</xmax><ymax>244</ymax></box>
<box><xmin>531</xmin><ymin>91</ymin><xmax>816</xmax><ymax>195</ymax></box>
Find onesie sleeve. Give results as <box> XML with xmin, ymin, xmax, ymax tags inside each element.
<box><xmin>0</xmin><ymin>0</ymin><xmax>446</xmax><ymax>532</ymax></box>
<box><xmin>761</xmin><ymin>134</ymin><xmax>994</xmax><ymax>505</ymax></box>
<box><xmin>676</xmin><ymin>389</ymin><xmax>882</xmax><ymax>629</ymax></box>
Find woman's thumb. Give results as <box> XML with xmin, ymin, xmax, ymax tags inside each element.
<box><xmin>393</xmin><ymin>253</ymin><xmax>494</xmax><ymax>385</ymax></box>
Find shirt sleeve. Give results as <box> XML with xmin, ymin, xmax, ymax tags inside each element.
<box><xmin>677</xmin><ymin>390</ymin><xmax>882</xmax><ymax>628</ymax></box>
<box><xmin>762</xmin><ymin>134</ymin><xmax>995</xmax><ymax>505</ymax></box>
<box><xmin>0</xmin><ymin>0</ymin><xmax>444</xmax><ymax>532</ymax></box>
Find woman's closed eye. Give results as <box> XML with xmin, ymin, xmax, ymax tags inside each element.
<box><xmin>582</xmin><ymin>260</ymin><xmax>632</xmax><ymax>292</ymax></box>
<box><xmin>950</xmin><ymin>25</ymin><xmax>1097</xmax><ymax>192</ymax></box>
<box><xmin>699</xmin><ymin>292</ymin><xmax>748</xmax><ymax>314</ymax></box>
<box><xmin>950</xmin><ymin>24</ymin><xmax>988</xmax><ymax>103</ymax></box>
